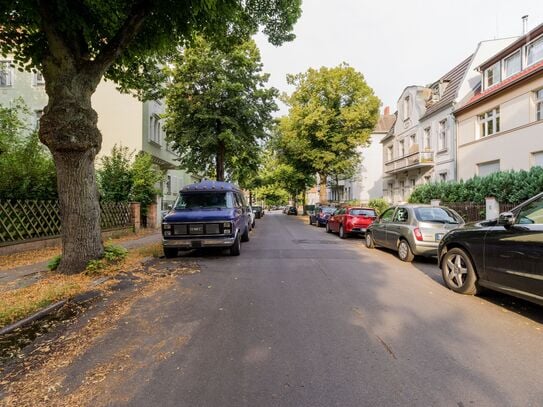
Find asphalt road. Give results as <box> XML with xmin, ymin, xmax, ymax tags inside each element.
<box><xmin>64</xmin><ymin>212</ymin><xmax>543</xmax><ymax>406</ymax></box>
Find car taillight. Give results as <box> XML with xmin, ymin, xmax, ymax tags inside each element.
<box><xmin>414</xmin><ymin>228</ymin><xmax>423</xmax><ymax>241</ymax></box>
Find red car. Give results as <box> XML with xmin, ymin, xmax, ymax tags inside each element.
<box><xmin>326</xmin><ymin>207</ymin><xmax>377</xmax><ymax>238</ymax></box>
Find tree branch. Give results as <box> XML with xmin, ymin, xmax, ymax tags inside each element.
<box><xmin>37</xmin><ymin>0</ymin><xmax>74</xmax><ymax>65</ymax></box>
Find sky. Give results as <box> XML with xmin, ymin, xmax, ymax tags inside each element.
<box><xmin>254</xmin><ymin>0</ymin><xmax>543</xmax><ymax>116</ymax></box>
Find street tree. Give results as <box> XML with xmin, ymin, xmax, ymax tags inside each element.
<box><xmin>0</xmin><ymin>1</ymin><xmax>301</xmax><ymax>273</ymax></box>
<box><xmin>165</xmin><ymin>37</ymin><xmax>278</xmax><ymax>181</ymax></box>
<box><xmin>280</xmin><ymin>64</ymin><xmax>380</xmax><ymax>203</ymax></box>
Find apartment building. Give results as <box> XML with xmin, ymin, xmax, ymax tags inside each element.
<box><xmin>0</xmin><ymin>60</ymin><xmax>196</xmax><ymax>218</ymax></box>
<box><xmin>455</xmin><ymin>23</ymin><xmax>543</xmax><ymax>179</ymax></box>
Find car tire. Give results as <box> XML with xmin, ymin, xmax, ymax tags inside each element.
<box><xmin>309</xmin><ymin>217</ymin><xmax>313</xmax><ymax>225</ymax></box>
<box><xmin>339</xmin><ymin>225</ymin><xmax>346</xmax><ymax>239</ymax></box>
<box><xmin>325</xmin><ymin>223</ymin><xmax>331</xmax><ymax>233</ymax></box>
<box><xmin>241</xmin><ymin>225</ymin><xmax>250</xmax><ymax>242</ymax></box>
<box><xmin>398</xmin><ymin>239</ymin><xmax>414</xmax><ymax>262</ymax></box>
<box><xmin>365</xmin><ymin>233</ymin><xmax>374</xmax><ymax>249</ymax></box>
<box><xmin>229</xmin><ymin>234</ymin><xmax>241</xmax><ymax>256</ymax></box>
<box><xmin>252</xmin><ymin>220</ymin><xmax>255</xmax><ymax>229</ymax></box>
<box><xmin>441</xmin><ymin>247</ymin><xmax>479</xmax><ymax>295</ymax></box>
<box><xmin>164</xmin><ymin>247</ymin><xmax>178</xmax><ymax>258</ymax></box>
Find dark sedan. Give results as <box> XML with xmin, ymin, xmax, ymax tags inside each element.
<box><xmin>438</xmin><ymin>192</ymin><xmax>543</xmax><ymax>305</ymax></box>
<box><xmin>287</xmin><ymin>206</ymin><xmax>298</xmax><ymax>215</ymax></box>
<box><xmin>309</xmin><ymin>206</ymin><xmax>336</xmax><ymax>227</ymax></box>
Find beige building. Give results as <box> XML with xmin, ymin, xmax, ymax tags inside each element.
<box><xmin>455</xmin><ymin>23</ymin><xmax>543</xmax><ymax>179</ymax></box>
<box><xmin>0</xmin><ymin>60</ymin><xmax>197</xmax><ymax>221</ymax></box>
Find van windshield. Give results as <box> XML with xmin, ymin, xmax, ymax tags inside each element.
<box><xmin>174</xmin><ymin>192</ymin><xmax>233</xmax><ymax>209</ymax></box>
<box><xmin>414</xmin><ymin>207</ymin><xmax>461</xmax><ymax>224</ymax></box>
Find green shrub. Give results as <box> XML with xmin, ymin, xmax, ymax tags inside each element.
<box><xmin>47</xmin><ymin>255</ymin><xmax>62</xmax><ymax>271</ymax></box>
<box><xmin>103</xmin><ymin>244</ymin><xmax>128</xmax><ymax>262</ymax></box>
<box><xmin>367</xmin><ymin>198</ymin><xmax>389</xmax><ymax>215</ymax></box>
<box><xmin>409</xmin><ymin>167</ymin><xmax>543</xmax><ymax>205</ymax></box>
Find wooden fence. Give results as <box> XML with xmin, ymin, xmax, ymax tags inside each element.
<box><xmin>0</xmin><ymin>200</ymin><xmax>132</xmax><ymax>244</ymax></box>
<box><xmin>443</xmin><ymin>202</ymin><xmax>486</xmax><ymax>223</ymax></box>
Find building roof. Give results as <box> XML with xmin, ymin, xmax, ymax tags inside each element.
<box><xmin>374</xmin><ymin>113</ymin><xmax>396</xmax><ymax>133</ymax></box>
<box><xmin>419</xmin><ymin>54</ymin><xmax>473</xmax><ymax>121</ymax></box>
<box><xmin>477</xmin><ymin>22</ymin><xmax>543</xmax><ymax>71</ymax></box>
<box><xmin>456</xmin><ymin>58</ymin><xmax>543</xmax><ymax>114</ymax></box>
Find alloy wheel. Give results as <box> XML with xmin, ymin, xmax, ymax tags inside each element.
<box><xmin>445</xmin><ymin>254</ymin><xmax>468</xmax><ymax>288</ymax></box>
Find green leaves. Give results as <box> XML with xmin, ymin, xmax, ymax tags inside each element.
<box><xmin>164</xmin><ymin>37</ymin><xmax>278</xmax><ymax>181</ymax></box>
<box><xmin>408</xmin><ymin>167</ymin><xmax>543</xmax><ymax>205</ymax></box>
<box><xmin>280</xmin><ymin>64</ymin><xmax>381</xmax><ymax>181</ymax></box>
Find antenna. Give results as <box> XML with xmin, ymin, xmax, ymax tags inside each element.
<box><xmin>522</xmin><ymin>15</ymin><xmax>529</xmax><ymax>35</ymax></box>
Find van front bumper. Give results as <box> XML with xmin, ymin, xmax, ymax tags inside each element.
<box><xmin>163</xmin><ymin>236</ymin><xmax>236</xmax><ymax>249</ymax></box>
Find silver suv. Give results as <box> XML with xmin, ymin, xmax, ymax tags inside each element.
<box><xmin>365</xmin><ymin>205</ymin><xmax>464</xmax><ymax>262</ymax></box>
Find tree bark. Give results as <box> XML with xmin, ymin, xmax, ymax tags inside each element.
<box><xmin>319</xmin><ymin>173</ymin><xmax>328</xmax><ymax>204</ymax></box>
<box><xmin>216</xmin><ymin>140</ymin><xmax>225</xmax><ymax>181</ymax></box>
<box><xmin>40</xmin><ymin>71</ymin><xmax>103</xmax><ymax>274</ymax></box>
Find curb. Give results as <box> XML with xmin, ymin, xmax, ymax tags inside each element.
<box><xmin>0</xmin><ymin>276</ymin><xmax>110</xmax><ymax>336</ymax></box>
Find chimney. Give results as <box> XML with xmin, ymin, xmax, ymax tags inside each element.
<box><xmin>522</xmin><ymin>15</ymin><xmax>529</xmax><ymax>35</ymax></box>
<box><xmin>384</xmin><ymin>106</ymin><xmax>390</xmax><ymax>115</ymax></box>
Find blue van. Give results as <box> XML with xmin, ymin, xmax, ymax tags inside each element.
<box><xmin>162</xmin><ymin>181</ymin><xmax>251</xmax><ymax>257</ymax></box>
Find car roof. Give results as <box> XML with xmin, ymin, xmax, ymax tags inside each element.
<box><xmin>181</xmin><ymin>180</ymin><xmax>241</xmax><ymax>193</ymax></box>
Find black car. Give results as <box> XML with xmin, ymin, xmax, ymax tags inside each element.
<box><xmin>287</xmin><ymin>206</ymin><xmax>298</xmax><ymax>215</ymax></box>
<box><xmin>252</xmin><ymin>206</ymin><xmax>264</xmax><ymax>219</ymax></box>
<box><xmin>309</xmin><ymin>206</ymin><xmax>336</xmax><ymax>227</ymax></box>
<box><xmin>438</xmin><ymin>192</ymin><xmax>543</xmax><ymax>305</ymax></box>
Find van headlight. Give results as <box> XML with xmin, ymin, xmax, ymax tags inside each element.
<box><xmin>223</xmin><ymin>222</ymin><xmax>232</xmax><ymax>234</ymax></box>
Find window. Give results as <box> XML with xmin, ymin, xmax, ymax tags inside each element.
<box><xmin>166</xmin><ymin>175</ymin><xmax>172</xmax><ymax>195</ymax></box>
<box><xmin>33</xmin><ymin>110</ymin><xmax>43</xmax><ymax>130</ymax></box>
<box><xmin>414</xmin><ymin>207</ymin><xmax>461</xmax><ymax>224</ymax></box>
<box><xmin>386</xmin><ymin>145</ymin><xmax>393</xmax><ymax>161</ymax></box>
<box><xmin>536</xmin><ymin>88</ymin><xmax>543</xmax><ymax>121</ymax></box>
<box><xmin>393</xmin><ymin>207</ymin><xmax>409</xmax><ymax>223</ymax></box>
<box><xmin>532</xmin><ymin>151</ymin><xmax>543</xmax><ymax>168</ymax></box>
<box><xmin>410</xmin><ymin>179</ymin><xmax>416</xmax><ymax>189</ymax></box>
<box><xmin>477</xmin><ymin>160</ymin><xmax>500</xmax><ymax>177</ymax></box>
<box><xmin>423</xmin><ymin>127</ymin><xmax>431</xmax><ymax>150</ymax></box>
<box><xmin>484</xmin><ymin>62</ymin><xmax>500</xmax><ymax>89</ymax></box>
<box><xmin>399</xmin><ymin>140</ymin><xmax>405</xmax><ymax>157</ymax></box>
<box><xmin>33</xmin><ymin>71</ymin><xmax>45</xmax><ymax>86</ymax></box>
<box><xmin>380</xmin><ymin>208</ymin><xmax>395</xmax><ymax>222</ymax></box>
<box><xmin>399</xmin><ymin>180</ymin><xmax>405</xmax><ymax>198</ymax></box>
<box><xmin>149</xmin><ymin>115</ymin><xmax>161</xmax><ymax>145</ymax></box>
<box><xmin>526</xmin><ymin>36</ymin><xmax>543</xmax><ymax>66</ymax></box>
<box><xmin>438</xmin><ymin>120</ymin><xmax>447</xmax><ymax>150</ymax></box>
<box><xmin>388</xmin><ymin>182</ymin><xmax>394</xmax><ymax>200</ymax></box>
<box><xmin>503</xmin><ymin>51</ymin><xmax>521</xmax><ymax>78</ymax></box>
<box><xmin>409</xmin><ymin>134</ymin><xmax>416</xmax><ymax>149</ymax></box>
<box><xmin>479</xmin><ymin>107</ymin><xmax>500</xmax><ymax>137</ymax></box>
<box><xmin>0</xmin><ymin>61</ymin><xmax>13</xmax><ymax>87</ymax></box>
<box><xmin>516</xmin><ymin>195</ymin><xmax>543</xmax><ymax>225</ymax></box>
<box><xmin>403</xmin><ymin>96</ymin><xmax>411</xmax><ymax>120</ymax></box>
<box><xmin>439</xmin><ymin>172</ymin><xmax>447</xmax><ymax>182</ymax></box>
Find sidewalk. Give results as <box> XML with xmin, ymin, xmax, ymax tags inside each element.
<box><xmin>0</xmin><ymin>232</ymin><xmax>162</xmax><ymax>290</ymax></box>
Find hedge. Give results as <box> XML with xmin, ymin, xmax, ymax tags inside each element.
<box><xmin>408</xmin><ymin>166</ymin><xmax>543</xmax><ymax>205</ymax></box>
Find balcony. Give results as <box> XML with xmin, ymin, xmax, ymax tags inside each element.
<box><xmin>384</xmin><ymin>150</ymin><xmax>434</xmax><ymax>174</ymax></box>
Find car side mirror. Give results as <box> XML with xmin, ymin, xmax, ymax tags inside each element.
<box><xmin>167</xmin><ymin>204</ymin><xmax>173</xmax><ymax>210</ymax></box>
<box><xmin>497</xmin><ymin>212</ymin><xmax>515</xmax><ymax>226</ymax></box>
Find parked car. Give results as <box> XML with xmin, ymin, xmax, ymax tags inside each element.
<box><xmin>365</xmin><ymin>205</ymin><xmax>464</xmax><ymax>262</ymax></box>
<box><xmin>162</xmin><ymin>181</ymin><xmax>251</xmax><ymax>257</ymax></box>
<box><xmin>438</xmin><ymin>192</ymin><xmax>543</xmax><ymax>305</ymax></box>
<box><xmin>310</xmin><ymin>206</ymin><xmax>336</xmax><ymax>227</ymax></box>
<box><xmin>287</xmin><ymin>206</ymin><xmax>298</xmax><ymax>215</ymax></box>
<box><xmin>253</xmin><ymin>206</ymin><xmax>264</xmax><ymax>219</ymax></box>
<box><xmin>326</xmin><ymin>207</ymin><xmax>377</xmax><ymax>238</ymax></box>
<box><xmin>246</xmin><ymin>205</ymin><xmax>256</xmax><ymax>229</ymax></box>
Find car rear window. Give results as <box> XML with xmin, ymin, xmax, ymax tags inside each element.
<box><xmin>350</xmin><ymin>209</ymin><xmax>376</xmax><ymax>216</ymax></box>
<box><xmin>321</xmin><ymin>207</ymin><xmax>336</xmax><ymax>213</ymax></box>
<box><xmin>414</xmin><ymin>207</ymin><xmax>460</xmax><ymax>224</ymax></box>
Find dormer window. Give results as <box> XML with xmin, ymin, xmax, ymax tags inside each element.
<box><xmin>484</xmin><ymin>62</ymin><xmax>500</xmax><ymax>89</ymax></box>
<box><xmin>527</xmin><ymin>36</ymin><xmax>543</xmax><ymax>66</ymax></box>
<box><xmin>503</xmin><ymin>51</ymin><xmax>521</xmax><ymax>78</ymax></box>
<box><xmin>403</xmin><ymin>96</ymin><xmax>411</xmax><ymax>120</ymax></box>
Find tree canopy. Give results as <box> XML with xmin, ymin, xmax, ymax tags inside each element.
<box><xmin>280</xmin><ymin>64</ymin><xmax>380</xmax><ymax>203</ymax></box>
<box><xmin>0</xmin><ymin>0</ymin><xmax>302</xmax><ymax>273</ymax></box>
<box><xmin>165</xmin><ymin>37</ymin><xmax>277</xmax><ymax>181</ymax></box>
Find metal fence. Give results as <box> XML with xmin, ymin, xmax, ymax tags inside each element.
<box><xmin>442</xmin><ymin>202</ymin><xmax>486</xmax><ymax>223</ymax></box>
<box><xmin>0</xmin><ymin>199</ymin><xmax>132</xmax><ymax>244</ymax></box>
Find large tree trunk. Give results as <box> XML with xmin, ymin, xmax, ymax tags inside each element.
<box><xmin>40</xmin><ymin>72</ymin><xmax>103</xmax><ymax>274</ymax></box>
<box><xmin>216</xmin><ymin>140</ymin><xmax>225</xmax><ymax>181</ymax></box>
<box><xmin>318</xmin><ymin>173</ymin><xmax>328</xmax><ymax>204</ymax></box>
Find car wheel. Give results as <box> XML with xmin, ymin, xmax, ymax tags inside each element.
<box><xmin>309</xmin><ymin>217</ymin><xmax>313</xmax><ymax>225</ymax></box>
<box><xmin>164</xmin><ymin>247</ymin><xmax>178</xmax><ymax>258</ymax></box>
<box><xmin>325</xmin><ymin>223</ymin><xmax>331</xmax><ymax>233</ymax></box>
<box><xmin>252</xmin><ymin>220</ymin><xmax>256</xmax><ymax>228</ymax></box>
<box><xmin>339</xmin><ymin>225</ymin><xmax>346</xmax><ymax>239</ymax></box>
<box><xmin>398</xmin><ymin>239</ymin><xmax>414</xmax><ymax>262</ymax></box>
<box><xmin>241</xmin><ymin>225</ymin><xmax>250</xmax><ymax>242</ymax></box>
<box><xmin>365</xmin><ymin>233</ymin><xmax>374</xmax><ymax>249</ymax></box>
<box><xmin>441</xmin><ymin>248</ymin><xmax>479</xmax><ymax>295</ymax></box>
<box><xmin>229</xmin><ymin>234</ymin><xmax>241</xmax><ymax>256</ymax></box>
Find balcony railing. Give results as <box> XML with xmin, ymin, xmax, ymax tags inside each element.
<box><xmin>384</xmin><ymin>150</ymin><xmax>434</xmax><ymax>174</ymax></box>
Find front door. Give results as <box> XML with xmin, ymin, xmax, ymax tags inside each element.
<box><xmin>484</xmin><ymin>195</ymin><xmax>543</xmax><ymax>300</ymax></box>
<box><xmin>372</xmin><ymin>207</ymin><xmax>395</xmax><ymax>247</ymax></box>
<box><xmin>387</xmin><ymin>207</ymin><xmax>409</xmax><ymax>247</ymax></box>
